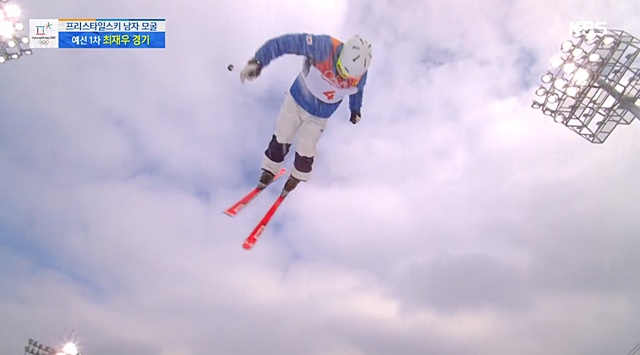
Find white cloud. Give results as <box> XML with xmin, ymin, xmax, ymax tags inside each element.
<box><xmin>2</xmin><ymin>0</ymin><xmax>640</xmax><ymax>354</ymax></box>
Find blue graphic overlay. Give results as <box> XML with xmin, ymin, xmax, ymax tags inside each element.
<box><xmin>59</xmin><ymin>31</ymin><xmax>165</xmax><ymax>48</ymax></box>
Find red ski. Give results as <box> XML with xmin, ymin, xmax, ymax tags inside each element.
<box><xmin>223</xmin><ymin>168</ymin><xmax>286</xmax><ymax>217</ymax></box>
<box><xmin>242</xmin><ymin>193</ymin><xmax>288</xmax><ymax>250</ymax></box>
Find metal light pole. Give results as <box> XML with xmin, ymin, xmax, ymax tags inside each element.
<box><xmin>532</xmin><ymin>28</ymin><xmax>640</xmax><ymax>143</ymax></box>
<box><xmin>0</xmin><ymin>0</ymin><xmax>32</xmax><ymax>64</ymax></box>
<box><xmin>24</xmin><ymin>338</ymin><xmax>83</xmax><ymax>355</ymax></box>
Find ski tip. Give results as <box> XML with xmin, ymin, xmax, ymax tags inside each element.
<box><xmin>223</xmin><ymin>210</ymin><xmax>236</xmax><ymax>217</ymax></box>
<box><xmin>243</xmin><ymin>237</ymin><xmax>257</xmax><ymax>250</ymax></box>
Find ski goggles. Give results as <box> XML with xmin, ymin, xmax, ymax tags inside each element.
<box><xmin>336</xmin><ymin>58</ymin><xmax>355</xmax><ymax>79</ymax></box>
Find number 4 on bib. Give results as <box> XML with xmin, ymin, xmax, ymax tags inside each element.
<box><xmin>323</xmin><ymin>91</ymin><xmax>336</xmax><ymax>100</ymax></box>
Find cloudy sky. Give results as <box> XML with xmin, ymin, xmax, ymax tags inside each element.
<box><xmin>2</xmin><ymin>0</ymin><xmax>640</xmax><ymax>354</ymax></box>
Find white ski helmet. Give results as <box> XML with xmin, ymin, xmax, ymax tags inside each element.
<box><xmin>337</xmin><ymin>35</ymin><xmax>372</xmax><ymax>79</ymax></box>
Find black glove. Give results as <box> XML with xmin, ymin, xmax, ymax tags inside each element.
<box><xmin>239</xmin><ymin>58</ymin><xmax>263</xmax><ymax>83</ymax></box>
<box><xmin>350</xmin><ymin>111</ymin><xmax>361</xmax><ymax>124</ymax></box>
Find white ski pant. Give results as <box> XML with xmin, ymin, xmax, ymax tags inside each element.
<box><xmin>262</xmin><ymin>91</ymin><xmax>328</xmax><ymax>181</ymax></box>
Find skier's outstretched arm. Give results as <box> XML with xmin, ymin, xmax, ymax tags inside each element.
<box><xmin>255</xmin><ymin>34</ymin><xmax>332</xmax><ymax>66</ymax></box>
<box><xmin>349</xmin><ymin>72</ymin><xmax>368</xmax><ymax>124</ymax></box>
<box><xmin>240</xmin><ymin>33</ymin><xmax>332</xmax><ymax>82</ymax></box>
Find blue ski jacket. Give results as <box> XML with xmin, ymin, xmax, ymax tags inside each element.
<box><xmin>254</xmin><ymin>33</ymin><xmax>368</xmax><ymax>119</ymax></box>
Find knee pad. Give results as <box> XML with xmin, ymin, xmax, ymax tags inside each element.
<box><xmin>294</xmin><ymin>152</ymin><xmax>314</xmax><ymax>173</ymax></box>
<box><xmin>265</xmin><ymin>135</ymin><xmax>291</xmax><ymax>163</ymax></box>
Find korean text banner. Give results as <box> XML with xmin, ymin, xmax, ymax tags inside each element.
<box><xmin>29</xmin><ymin>19</ymin><xmax>166</xmax><ymax>49</ymax></box>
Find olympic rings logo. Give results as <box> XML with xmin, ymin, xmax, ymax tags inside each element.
<box><xmin>38</xmin><ymin>39</ymin><xmax>49</xmax><ymax>45</ymax></box>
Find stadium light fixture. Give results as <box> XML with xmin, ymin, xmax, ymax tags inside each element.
<box><xmin>0</xmin><ymin>0</ymin><xmax>32</xmax><ymax>64</ymax></box>
<box><xmin>531</xmin><ymin>28</ymin><xmax>640</xmax><ymax>143</ymax></box>
<box><xmin>61</xmin><ymin>343</ymin><xmax>79</xmax><ymax>355</ymax></box>
<box><xmin>24</xmin><ymin>339</ymin><xmax>83</xmax><ymax>355</ymax></box>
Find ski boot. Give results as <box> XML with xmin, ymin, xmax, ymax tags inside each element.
<box><xmin>281</xmin><ymin>175</ymin><xmax>302</xmax><ymax>196</ymax></box>
<box><xmin>257</xmin><ymin>169</ymin><xmax>275</xmax><ymax>189</ymax></box>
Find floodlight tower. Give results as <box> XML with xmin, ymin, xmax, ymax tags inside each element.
<box><xmin>532</xmin><ymin>28</ymin><xmax>640</xmax><ymax>143</ymax></box>
<box><xmin>24</xmin><ymin>338</ymin><xmax>82</xmax><ymax>355</ymax></box>
<box><xmin>0</xmin><ymin>0</ymin><xmax>32</xmax><ymax>64</ymax></box>
<box><xmin>24</xmin><ymin>339</ymin><xmax>57</xmax><ymax>355</ymax></box>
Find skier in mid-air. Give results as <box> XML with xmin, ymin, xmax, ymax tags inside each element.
<box><xmin>239</xmin><ymin>33</ymin><xmax>373</xmax><ymax>194</ymax></box>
